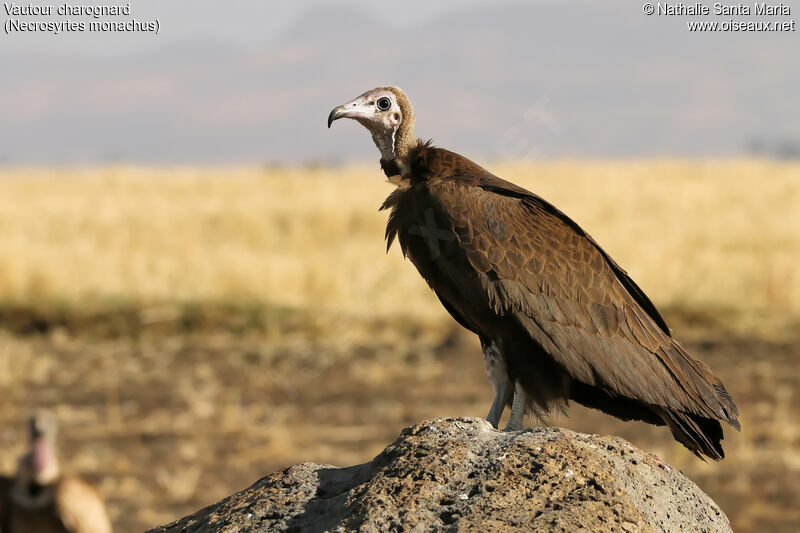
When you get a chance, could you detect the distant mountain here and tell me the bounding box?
[1,2,797,164]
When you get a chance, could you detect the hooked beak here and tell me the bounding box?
[327,105,347,128]
[327,95,371,128]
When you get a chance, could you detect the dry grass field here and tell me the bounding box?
[0,161,798,531]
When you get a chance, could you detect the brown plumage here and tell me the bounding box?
[0,412,112,533]
[329,86,739,460]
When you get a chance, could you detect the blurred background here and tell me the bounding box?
[0,1,798,531]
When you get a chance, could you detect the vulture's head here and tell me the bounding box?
[328,86,417,162]
[17,410,61,487]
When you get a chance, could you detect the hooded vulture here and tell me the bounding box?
[328,86,739,460]
[0,411,112,533]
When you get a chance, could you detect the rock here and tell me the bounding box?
[148,418,731,533]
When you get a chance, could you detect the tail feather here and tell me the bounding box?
[569,379,738,460]
[656,407,726,460]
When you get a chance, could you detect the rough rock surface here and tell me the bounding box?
[149,418,731,533]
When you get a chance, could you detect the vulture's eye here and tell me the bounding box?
[376,97,392,111]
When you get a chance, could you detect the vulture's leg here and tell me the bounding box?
[483,342,512,429]
[503,382,526,431]
[487,382,513,429]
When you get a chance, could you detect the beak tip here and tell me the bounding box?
[327,109,338,129]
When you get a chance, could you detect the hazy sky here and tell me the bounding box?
[2,0,797,164]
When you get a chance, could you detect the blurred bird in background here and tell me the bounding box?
[0,411,112,533]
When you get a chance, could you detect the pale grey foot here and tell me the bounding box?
[503,382,526,432]
[486,381,513,429]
